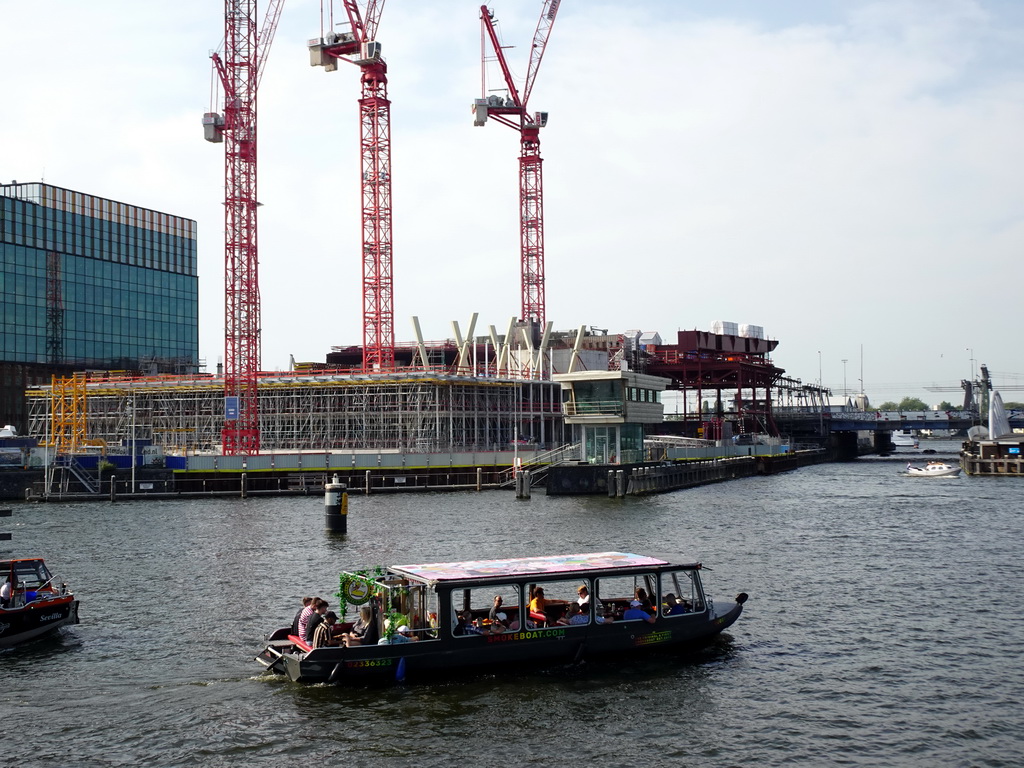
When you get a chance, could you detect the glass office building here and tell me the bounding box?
[0,182,199,429]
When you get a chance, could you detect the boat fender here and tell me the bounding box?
[395,656,407,683]
[328,663,343,684]
[735,593,749,605]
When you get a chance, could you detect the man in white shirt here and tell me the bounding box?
[1,577,15,608]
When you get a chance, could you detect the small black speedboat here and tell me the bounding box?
[0,558,80,648]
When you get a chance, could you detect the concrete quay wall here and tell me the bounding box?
[547,450,827,496]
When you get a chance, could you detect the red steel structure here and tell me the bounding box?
[475,1,561,328]
[309,1,394,371]
[204,0,286,454]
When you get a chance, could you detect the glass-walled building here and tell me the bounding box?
[0,182,199,430]
[553,369,670,464]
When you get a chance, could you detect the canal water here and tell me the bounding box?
[3,441,1021,767]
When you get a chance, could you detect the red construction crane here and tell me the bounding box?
[309,1,394,371]
[203,0,286,455]
[475,1,561,330]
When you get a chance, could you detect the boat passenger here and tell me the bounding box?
[312,611,340,648]
[297,596,324,640]
[303,599,330,644]
[489,611,508,633]
[291,596,313,635]
[488,595,504,622]
[384,612,410,635]
[453,611,481,636]
[0,576,13,609]
[378,625,419,644]
[529,587,548,613]
[664,593,689,616]
[634,588,655,614]
[576,584,604,614]
[622,599,656,624]
[563,602,588,626]
[342,605,379,647]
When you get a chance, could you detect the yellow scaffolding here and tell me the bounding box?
[48,374,87,451]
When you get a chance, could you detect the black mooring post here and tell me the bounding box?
[325,475,348,533]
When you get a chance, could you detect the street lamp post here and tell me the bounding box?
[842,359,848,400]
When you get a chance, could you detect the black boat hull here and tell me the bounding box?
[0,596,80,648]
[257,600,745,685]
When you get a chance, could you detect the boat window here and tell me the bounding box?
[379,579,439,642]
[451,584,522,637]
[595,573,658,621]
[526,579,591,628]
[659,570,706,616]
[6,560,52,589]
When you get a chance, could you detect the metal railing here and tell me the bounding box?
[563,401,623,417]
[498,442,581,488]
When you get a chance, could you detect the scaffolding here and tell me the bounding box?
[25,371,566,454]
[47,374,86,451]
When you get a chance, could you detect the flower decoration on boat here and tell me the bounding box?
[336,567,385,619]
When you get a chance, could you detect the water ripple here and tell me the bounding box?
[3,443,1023,765]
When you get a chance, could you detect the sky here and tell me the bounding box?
[2,0,1022,407]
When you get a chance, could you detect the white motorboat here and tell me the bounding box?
[890,430,919,448]
[905,461,961,478]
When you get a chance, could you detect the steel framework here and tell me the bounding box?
[476,1,561,327]
[46,375,86,451]
[205,0,286,455]
[310,1,394,371]
[26,374,565,455]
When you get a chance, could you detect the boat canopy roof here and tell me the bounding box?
[1,558,48,570]
[1,558,53,587]
[389,552,699,585]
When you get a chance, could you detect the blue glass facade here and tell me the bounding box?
[0,182,199,370]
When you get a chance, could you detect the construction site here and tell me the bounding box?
[22,322,806,473]
[10,1,832,499]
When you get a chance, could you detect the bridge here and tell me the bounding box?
[772,408,1024,451]
[819,409,1024,432]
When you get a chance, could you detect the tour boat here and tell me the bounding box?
[0,558,80,647]
[905,461,962,478]
[256,551,748,685]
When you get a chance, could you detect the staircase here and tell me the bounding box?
[498,443,581,488]
[51,455,101,494]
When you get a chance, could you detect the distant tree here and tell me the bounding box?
[1004,401,1024,410]
[938,400,955,410]
[877,397,929,411]
[898,397,929,411]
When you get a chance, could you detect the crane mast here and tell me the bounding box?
[475,1,561,330]
[309,1,394,371]
[204,0,285,455]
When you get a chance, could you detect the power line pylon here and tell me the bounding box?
[203,0,286,455]
[309,1,395,372]
[475,1,562,331]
